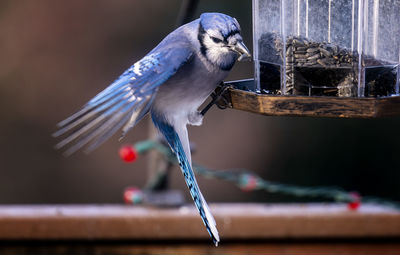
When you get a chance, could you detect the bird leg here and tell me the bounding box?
[188,111,203,126]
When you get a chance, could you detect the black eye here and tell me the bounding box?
[211,36,223,43]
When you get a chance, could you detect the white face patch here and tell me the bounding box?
[202,32,242,69]
[203,34,229,63]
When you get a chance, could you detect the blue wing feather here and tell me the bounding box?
[54,45,192,155]
[151,114,220,246]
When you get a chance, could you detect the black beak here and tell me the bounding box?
[232,41,251,61]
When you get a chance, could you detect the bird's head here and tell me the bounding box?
[198,13,251,71]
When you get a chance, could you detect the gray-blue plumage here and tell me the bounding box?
[54,12,250,246]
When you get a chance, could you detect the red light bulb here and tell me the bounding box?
[119,145,138,163]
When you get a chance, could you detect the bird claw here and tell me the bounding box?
[200,82,231,116]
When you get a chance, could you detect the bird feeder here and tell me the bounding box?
[224,0,400,118]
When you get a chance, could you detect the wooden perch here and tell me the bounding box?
[223,79,400,118]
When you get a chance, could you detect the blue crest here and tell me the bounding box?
[200,13,240,39]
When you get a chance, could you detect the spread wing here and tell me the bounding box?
[53,45,192,156]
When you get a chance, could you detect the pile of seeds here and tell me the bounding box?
[258,32,397,97]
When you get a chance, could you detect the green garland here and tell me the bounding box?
[133,140,400,209]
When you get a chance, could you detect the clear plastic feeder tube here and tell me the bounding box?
[253,0,400,97]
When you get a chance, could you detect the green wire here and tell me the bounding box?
[134,140,400,210]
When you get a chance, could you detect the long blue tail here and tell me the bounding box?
[152,114,219,246]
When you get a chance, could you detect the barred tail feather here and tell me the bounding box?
[151,114,220,246]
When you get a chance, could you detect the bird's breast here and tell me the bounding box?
[152,56,229,122]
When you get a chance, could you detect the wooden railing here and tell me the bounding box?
[0,203,399,254]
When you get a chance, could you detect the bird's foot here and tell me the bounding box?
[200,82,231,116]
[188,111,203,126]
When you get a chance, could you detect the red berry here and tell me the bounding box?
[119,145,138,163]
[347,192,361,211]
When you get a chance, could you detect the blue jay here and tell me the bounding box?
[54,12,250,246]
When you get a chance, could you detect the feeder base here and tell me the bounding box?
[224,79,400,118]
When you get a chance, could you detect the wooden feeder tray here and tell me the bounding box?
[222,79,400,118]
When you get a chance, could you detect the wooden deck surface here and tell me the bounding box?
[1,243,399,255]
[0,203,399,240]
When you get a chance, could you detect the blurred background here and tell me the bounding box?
[0,0,399,205]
